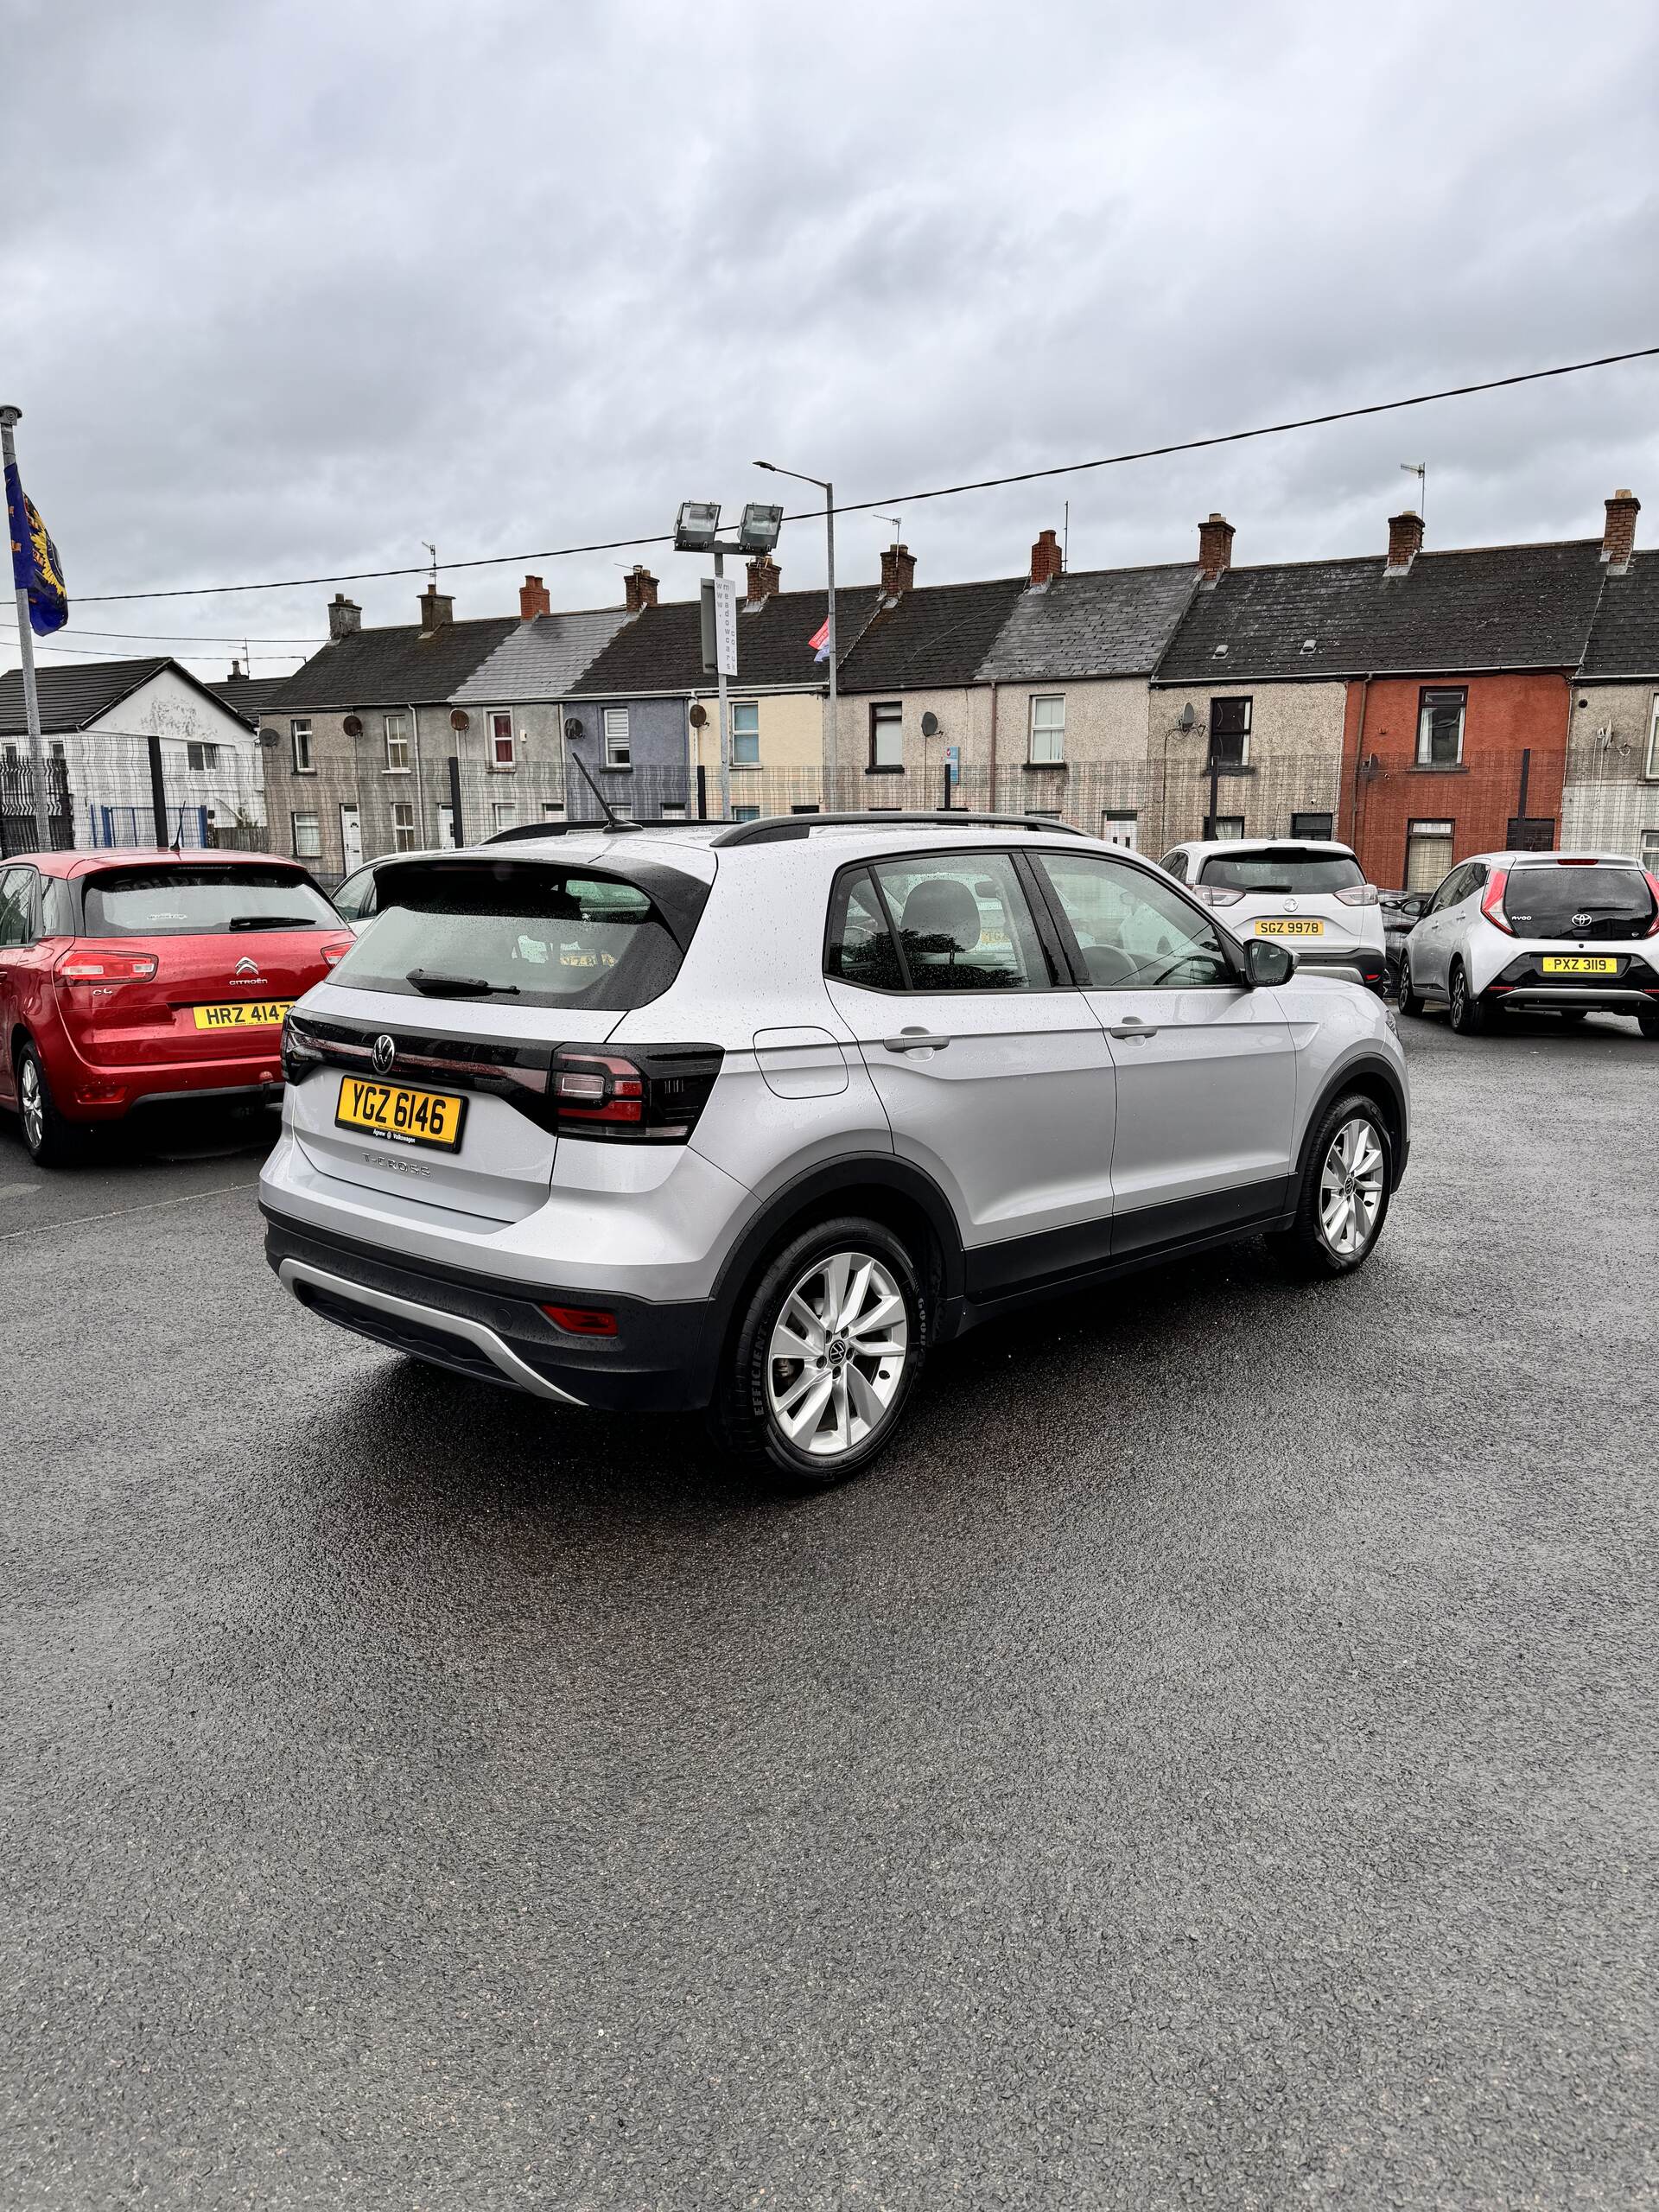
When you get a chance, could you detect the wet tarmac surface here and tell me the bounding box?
[4,1010,1656,2208]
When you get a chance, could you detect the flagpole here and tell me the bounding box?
[0,406,53,853]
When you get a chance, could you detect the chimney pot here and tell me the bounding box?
[419,586,454,631]
[1602,488,1640,573]
[1030,528,1063,587]
[327,593,362,640]
[1385,510,1425,574]
[746,551,781,603]
[623,564,658,613]
[518,573,551,620]
[880,542,916,595]
[1197,513,1235,583]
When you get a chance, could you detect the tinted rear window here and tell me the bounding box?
[328,857,697,1010]
[1199,848,1363,893]
[83,865,338,938]
[1503,864,1655,936]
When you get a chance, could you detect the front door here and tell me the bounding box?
[823,848,1117,1300]
[0,866,35,1106]
[437,804,456,849]
[339,804,363,874]
[1029,849,1298,1254]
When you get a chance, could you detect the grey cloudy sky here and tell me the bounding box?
[3,0,1657,681]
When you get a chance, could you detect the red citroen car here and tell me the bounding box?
[0,849,353,1166]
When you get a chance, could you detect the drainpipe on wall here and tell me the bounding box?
[409,703,429,846]
[988,683,999,812]
[1347,676,1372,867]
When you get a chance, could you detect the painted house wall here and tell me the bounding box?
[73,668,267,849]
[832,685,995,810]
[1149,678,1348,855]
[563,696,690,817]
[1338,671,1573,888]
[1561,680,1659,862]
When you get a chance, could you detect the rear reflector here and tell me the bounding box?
[540,1304,619,1337]
[56,950,159,982]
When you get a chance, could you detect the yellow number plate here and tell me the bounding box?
[192,1000,293,1030]
[1255,918,1325,938]
[334,1075,467,1151]
[1541,955,1617,975]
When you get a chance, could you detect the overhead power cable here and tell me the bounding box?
[1,620,322,645]
[68,342,1659,606]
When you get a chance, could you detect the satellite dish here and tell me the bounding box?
[920,710,940,737]
[688,702,708,728]
[450,709,470,732]
[342,714,364,738]
[257,728,279,748]
[1178,704,1197,731]
[563,716,584,741]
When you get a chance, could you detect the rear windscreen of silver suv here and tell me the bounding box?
[1198,849,1364,893]
[1502,864,1656,941]
[326,856,704,1009]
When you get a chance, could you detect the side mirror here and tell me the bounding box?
[1244,937,1295,988]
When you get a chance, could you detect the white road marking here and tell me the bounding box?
[0,1178,261,1243]
[0,1180,42,1198]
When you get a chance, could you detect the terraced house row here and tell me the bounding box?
[249,487,1659,892]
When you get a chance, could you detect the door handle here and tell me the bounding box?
[882,1029,950,1052]
[1108,1017,1159,1039]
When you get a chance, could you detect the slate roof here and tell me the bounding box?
[1581,550,1659,677]
[977,564,1198,682]
[453,607,633,703]
[837,576,1028,695]
[1154,539,1609,683]
[264,616,519,712]
[568,588,884,697]
[209,671,290,723]
[0,656,251,736]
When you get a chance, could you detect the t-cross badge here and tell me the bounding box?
[261,814,1410,1489]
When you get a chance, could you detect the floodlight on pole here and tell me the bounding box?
[737,503,784,554]
[674,500,722,552]
[754,459,839,789]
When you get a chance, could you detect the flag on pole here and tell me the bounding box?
[5,461,68,634]
[807,616,830,662]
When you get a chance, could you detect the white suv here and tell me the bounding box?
[1158,838,1389,995]
[1396,849,1659,1037]
[261,813,1410,1487]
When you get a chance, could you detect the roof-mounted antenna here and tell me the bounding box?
[875,513,901,545]
[567,749,642,833]
[423,541,439,589]
[1399,462,1426,527]
[1063,500,1070,573]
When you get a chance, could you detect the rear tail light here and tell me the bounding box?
[1479,868,1514,937]
[321,937,353,966]
[1335,883,1380,906]
[540,1303,619,1337]
[551,1045,723,1143]
[55,950,159,982]
[1192,884,1244,906]
[1643,873,1659,938]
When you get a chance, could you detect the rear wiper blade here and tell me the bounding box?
[229,914,315,929]
[405,969,521,997]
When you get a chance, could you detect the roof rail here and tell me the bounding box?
[710,809,1092,849]
[482,818,641,843]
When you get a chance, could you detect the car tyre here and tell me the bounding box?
[1395,950,1424,1017]
[1557,1007,1587,1024]
[15,1039,86,1169]
[711,1215,925,1490]
[1639,1008,1659,1040]
[1270,1092,1392,1280]
[1446,959,1487,1036]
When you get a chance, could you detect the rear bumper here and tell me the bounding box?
[1292,944,1389,992]
[262,1205,724,1412]
[42,1027,287,1121]
[1490,985,1658,1015]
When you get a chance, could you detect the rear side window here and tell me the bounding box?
[1503,864,1656,937]
[82,865,339,938]
[328,857,698,1010]
[825,870,905,991]
[1198,847,1363,893]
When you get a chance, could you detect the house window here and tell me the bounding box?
[385,712,410,772]
[542,801,565,821]
[486,709,515,768]
[1417,687,1465,767]
[869,702,902,770]
[186,741,219,772]
[290,810,321,859]
[1212,816,1245,840]
[1029,695,1065,764]
[1646,695,1659,779]
[659,802,688,820]
[492,802,520,833]
[1291,811,1333,839]
[290,719,314,773]
[1209,696,1251,768]
[731,702,760,766]
[392,800,417,852]
[603,707,630,768]
[1406,818,1455,893]
[1642,830,1659,870]
[732,804,761,823]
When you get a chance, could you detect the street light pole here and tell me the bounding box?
[755,461,836,799]
[0,405,54,853]
[713,546,731,822]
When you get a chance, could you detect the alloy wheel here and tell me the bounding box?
[765,1249,909,1459]
[19,1055,44,1156]
[1319,1116,1385,1258]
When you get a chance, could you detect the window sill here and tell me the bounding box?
[382,767,411,776]
[1409,763,1468,773]
[487,761,517,773]
[866,763,906,775]
[292,767,317,777]
[1024,760,1067,772]
[600,763,632,774]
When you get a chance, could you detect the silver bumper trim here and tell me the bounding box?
[1498,988,1654,1007]
[276,1256,585,1404]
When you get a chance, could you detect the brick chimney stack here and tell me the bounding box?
[1385,510,1425,575]
[880,542,916,595]
[1602,488,1640,574]
[419,586,454,631]
[519,574,551,620]
[1197,513,1235,585]
[1030,528,1063,587]
[327,593,361,640]
[624,564,658,613]
[746,552,781,602]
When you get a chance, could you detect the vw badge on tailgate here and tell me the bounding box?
[372,1034,396,1076]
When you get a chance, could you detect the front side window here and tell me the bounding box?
[871,852,1050,992]
[291,810,321,859]
[81,864,337,938]
[0,867,35,949]
[1406,819,1454,893]
[603,707,630,768]
[333,867,377,922]
[1030,695,1065,764]
[385,712,410,772]
[870,702,902,770]
[1158,849,1189,881]
[392,800,417,852]
[1036,853,1234,990]
[1417,688,1465,767]
[291,719,314,773]
[731,702,760,766]
[1210,696,1252,768]
[488,709,515,767]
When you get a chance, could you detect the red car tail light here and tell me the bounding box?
[55,950,159,982]
[540,1303,619,1337]
[1479,868,1514,936]
[550,1045,723,1143]
[321,937,353,966]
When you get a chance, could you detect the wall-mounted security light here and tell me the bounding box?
[674,501,722,551]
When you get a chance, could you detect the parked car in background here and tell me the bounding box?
[1158,838,1389,994]
[1396,849,1659,1037]
[332,850,448,930]
[263,814,1409,1490]
[1380,889,1429,999]
[0,849,353,1166]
